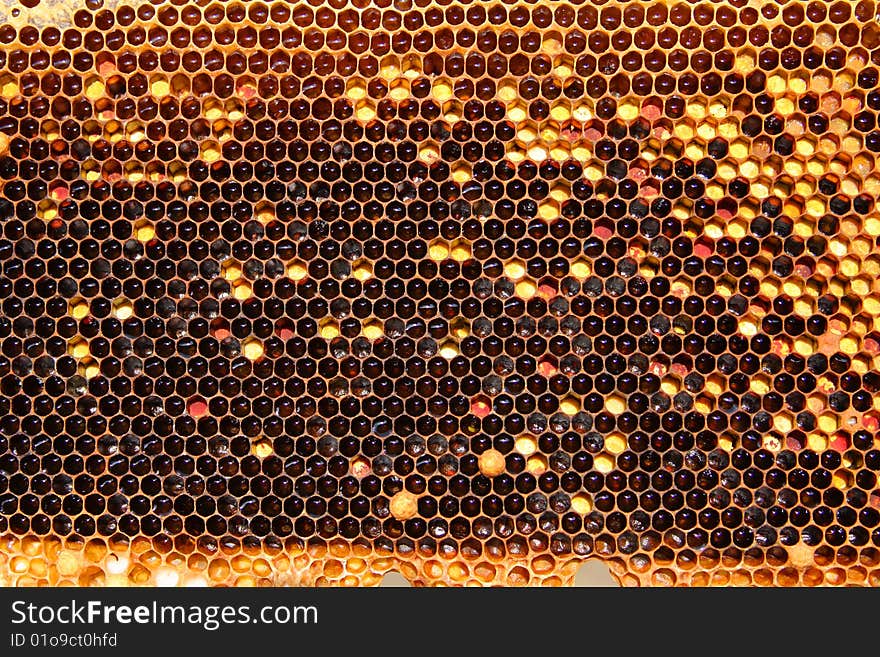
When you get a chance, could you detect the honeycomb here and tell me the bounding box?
[1,0,880,588]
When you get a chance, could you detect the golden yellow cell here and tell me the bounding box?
[478,449,506,478]
[439,341,459,359]
[135,222,155,242]
[515,435,537,457]
[242,339,264,361]
[571,494,593,515]
[389,492,418,521]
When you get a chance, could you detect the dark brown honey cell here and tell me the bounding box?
[0,0,879,587]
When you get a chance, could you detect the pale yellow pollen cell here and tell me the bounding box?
[320,320,340,340]
[242,339,264,361]
[82,359,100,380]
[201,141,221,162]
[504,259,526,281]
[808,433,828,452]
[439,341,460,359]
[762,435,783,453]
[515,435,537,456]
[559,397,580,416]
[429,241,450,261]
[515,278,537,299]
[431,79,452,102]
[605,396,626,415]
[419,142,440,164]
[232,281,252,301]
[68,338,89,359]
[150,78,170,98]
[527,455,547,475]
[452,164,472,184]
[352,260,372,281]
[0,77,19,99]
[571,494,593,515]
[538,201,559,221]
[84,77,105,100]
[223,261,242,282]
[135,222,155,243]
[478,449,506,478]
[549,103,570,122]
[593,454,614,474]
[287,261,308,281]
[257,208,275,224]
[451,318,469,340]
[350,457,371,479]
[112,298,133,320]
[389,491,419,520]
[362,321,383,341]
[450,241,471,262]
[570,259,591,280]
[617,99,639,121]
[69,298,89,320]
[605,434,627,455]
[251,440,273,459]
[832,470,852,491]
